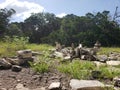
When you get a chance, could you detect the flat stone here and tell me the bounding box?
[94,61,106,67]
[48,82,61,90]
[54,51,63,58]
[0,58,12,69]
[16,83,29,90]
[97,55,108,62]
[106,61,120,66]
[11,65,22,72]
[34,87,46,90]
[70,79,104,90]
[108,56,117,60]
[0,88,7,90]
[17,50,32,59]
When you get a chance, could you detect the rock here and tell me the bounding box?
[53,51,63,58]
[97,55,108,62]
[94,61,106,67]
[17,50,32,59]
[64,56,71,60]
[18,58,34,66]
[34,87,46,90]
[0,88,7,90]
[70,79,104,90]
[6,58,20,65]
[108,56,117,60]
[48,82,61,90]
[16,83,29,90]
[32,51,42,56]
[106,61,120,66]
[0,58,12,69]
[11,65,22,72]
[113,77,120,87]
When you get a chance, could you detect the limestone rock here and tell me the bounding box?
[0,58,12,69]
[17,50,32,59]
[16,83,29,90]
[48,82,61,90]
[108,56,117,60]
[97,55,108,62]
[6,58,20,65]
[94,61,106,67]
[70,79,104,90]
[18,58,34,66]
[53,51,63,58]
[11,65,22,72]
[113,77,120,87]
[32,51,42,56]
[0,88,7,90]
[34,87,46,90]
[106,61,120,66]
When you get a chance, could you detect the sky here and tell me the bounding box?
[0,0,120,22]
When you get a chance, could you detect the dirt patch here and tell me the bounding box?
[0,67,71,90]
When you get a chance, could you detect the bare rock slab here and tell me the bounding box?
[70,79,104,90]
[48,82,61,90]
[17,50,32,59]
[16,83,29,90]
[106,61,120,66]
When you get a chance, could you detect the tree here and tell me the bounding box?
[22,12,60,43]
[0,8,15,38]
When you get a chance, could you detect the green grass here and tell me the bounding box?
[96,65,120,79]
[58,60,96,79]
[29,61,50,73]
[26,44,53,51]
[98,47,120,55]
[0,40,120,79]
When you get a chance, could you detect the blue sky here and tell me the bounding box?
[0,0,120,22]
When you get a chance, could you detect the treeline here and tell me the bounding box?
[0,8,120,47]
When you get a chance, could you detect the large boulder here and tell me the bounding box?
[70,79,105,90]
[0,58,12,69]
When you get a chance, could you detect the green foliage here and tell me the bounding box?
[29,61,49,73]
[29,50,52,73]
[96,66,120,79]
[58,60,96,79]
[98,47,120,55]
[0,8,15,37]
[0,36,29,57]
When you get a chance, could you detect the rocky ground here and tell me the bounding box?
[0,66,71,90]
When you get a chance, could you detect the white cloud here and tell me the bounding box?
[0,0,45,22]
[56,13,67,18]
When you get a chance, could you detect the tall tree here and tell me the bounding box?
[0,8,15,37]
